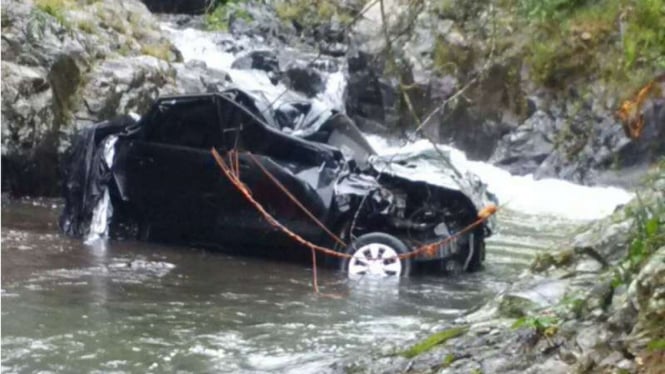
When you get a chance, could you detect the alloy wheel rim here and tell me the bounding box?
[347,243,402,277]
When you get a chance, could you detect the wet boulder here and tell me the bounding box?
[76,56,175,125]
[498,279,568,318]
[231,50,281,81]
[283,63,325,97]
[0,0,183,196]
[490,110,556,175]
[174,60,230,94]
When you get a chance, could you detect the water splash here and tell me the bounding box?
[365,136,633,220]
[160,23,347,111]
[85,135,118,245]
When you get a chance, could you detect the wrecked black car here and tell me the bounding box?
[61,89,494,277]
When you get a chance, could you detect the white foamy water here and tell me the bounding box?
[161,24,347,111]
[85,135,118,244]
[365,136,634,220]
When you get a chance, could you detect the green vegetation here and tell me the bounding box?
[274,0,358,28]
[141,43,172,61]
[611,163,665,288]
[399,326,468,358]
[516,0,588,22]
[433,37,473,77]
[648,339,665,351]
[205,0,252,31]
[518,0,665,92]
[35,0,71,26]
[77,19,95,34]
[512,314,559,331]
[442,353,456,367]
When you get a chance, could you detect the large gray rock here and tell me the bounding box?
[173,60,229,94]
[76,56,175,126]
[1,0,224,196]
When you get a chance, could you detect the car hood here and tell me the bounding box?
[368,142,498,212]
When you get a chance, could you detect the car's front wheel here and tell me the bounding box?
[340,232,412,277]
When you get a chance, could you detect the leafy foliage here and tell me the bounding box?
[35,0,71,26]
[613,165,665,286]
[517,0,589,22]
[521,0,665,92]
[205,0,252,31]
[274,0,358,28]
[512,314,559,332]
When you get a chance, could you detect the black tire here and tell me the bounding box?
[340,232,412,277]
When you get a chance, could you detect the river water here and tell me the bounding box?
[1,196,620,373]
[1,18,635,373]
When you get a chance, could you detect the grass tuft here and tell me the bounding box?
[141,42,172,61]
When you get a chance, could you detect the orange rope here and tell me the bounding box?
[246,152,347,248]
[212,148,348,259]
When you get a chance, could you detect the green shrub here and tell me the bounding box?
[274,0,361,28]
[622,0,665,70]
[205,1,252,31]
[141,42,172,61]
[521,0,664,93]
[77,19,95,33]
[35,0,71,26]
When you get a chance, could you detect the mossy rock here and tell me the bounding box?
[433,36,474,77]
[400,326,468,358]
[498,294,540,318]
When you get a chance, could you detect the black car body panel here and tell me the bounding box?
[61,89,495,271]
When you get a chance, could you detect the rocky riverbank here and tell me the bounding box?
[1,0,229,196]
[333,163,664,373]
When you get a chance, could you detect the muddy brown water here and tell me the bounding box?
[1,197,580,373]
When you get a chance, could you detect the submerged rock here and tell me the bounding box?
[231,50,280,74]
